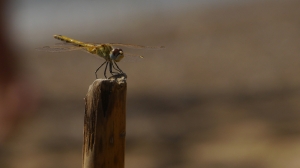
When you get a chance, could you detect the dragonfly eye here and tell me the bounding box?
[110,48,124,62]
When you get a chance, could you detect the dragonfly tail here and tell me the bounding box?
[54,35,85,47]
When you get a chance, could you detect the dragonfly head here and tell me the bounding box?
[110,48,124,62]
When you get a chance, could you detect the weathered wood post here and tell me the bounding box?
[83,74,127,168]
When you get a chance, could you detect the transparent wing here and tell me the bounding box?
[119,53,145,62]
[36,43,85,52]
[107,43,165,50]
[125,53,144,58]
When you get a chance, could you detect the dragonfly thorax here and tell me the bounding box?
[110,48,124,62]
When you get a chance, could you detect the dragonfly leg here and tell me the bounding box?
[109,62,119,76]
[109,62,113,75]
[95,61,107,79]
[112,61,123,73]
[104,62,109,78]
[111,63,122,73]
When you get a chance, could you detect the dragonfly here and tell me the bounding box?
[36,35,164,78]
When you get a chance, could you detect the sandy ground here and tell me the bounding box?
[2,0,300,168]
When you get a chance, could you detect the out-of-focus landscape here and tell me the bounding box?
[1,0,300,168]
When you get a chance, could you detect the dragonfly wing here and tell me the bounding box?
[125,53,144,58]
[106,43,165,49]
[119,53,145,62]
[54,42,77,46]
[36,45,84,52]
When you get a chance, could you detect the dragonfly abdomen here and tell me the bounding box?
[54,35,84,47]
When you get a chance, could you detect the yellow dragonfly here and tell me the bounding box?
[36,35,164,78]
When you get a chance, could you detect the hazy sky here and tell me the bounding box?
[5,0,257,47]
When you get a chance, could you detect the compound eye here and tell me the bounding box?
[111,48,124,62]
[112,49,123,56]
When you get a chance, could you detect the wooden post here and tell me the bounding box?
[83,74,127,168]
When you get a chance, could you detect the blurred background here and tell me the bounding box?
[1,0,300,167]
